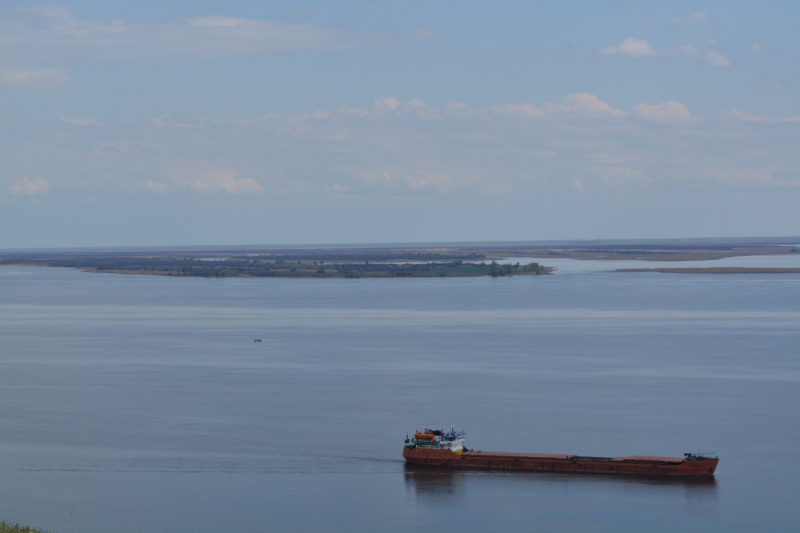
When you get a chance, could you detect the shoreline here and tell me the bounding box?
[1,264,555,279]
[615,267,800,274]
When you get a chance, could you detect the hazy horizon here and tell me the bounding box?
[2,235,799,253]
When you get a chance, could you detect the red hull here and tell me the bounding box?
[403,447,718,476]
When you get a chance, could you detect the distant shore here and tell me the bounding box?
[615,267,800,274]
[2,239,798,279]
[75,264,554,278]
[0,254,552,279]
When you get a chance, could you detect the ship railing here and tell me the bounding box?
[684,452,718,460]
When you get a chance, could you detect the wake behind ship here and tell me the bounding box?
[403,427,719,476]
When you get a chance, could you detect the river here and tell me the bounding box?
[1,261,798,532]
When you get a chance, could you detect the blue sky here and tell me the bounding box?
[1,0,798,247]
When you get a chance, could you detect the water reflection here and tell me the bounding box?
[485,254,800,273]
[403,464,467,498]
[404,463,717,501]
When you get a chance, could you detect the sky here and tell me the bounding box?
[1,0,798,248]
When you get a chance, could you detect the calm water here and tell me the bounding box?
[1,264,798,532]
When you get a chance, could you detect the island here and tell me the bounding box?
[0,249,549,278]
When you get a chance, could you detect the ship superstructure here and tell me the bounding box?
[406,427,466,454]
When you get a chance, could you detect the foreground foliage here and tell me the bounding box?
[0,523,53,533]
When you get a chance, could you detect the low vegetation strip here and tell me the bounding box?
[82,260,550,278]
[0,522,52,533]
[232,252,487,262]
[615,268,800,274]
[0,250,551,278]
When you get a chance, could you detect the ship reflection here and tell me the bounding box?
[404,463,717,500]
[611,474,718,488]
[403,464,467,498]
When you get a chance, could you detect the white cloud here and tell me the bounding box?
[633,101,695,123]
[152,116,201,130]
[689,10,710,24]
[337,105,370,118]
[598,38,657,58]
[4,8,425,70]
[719,109,800,123]
[143,179,171,193]
[749,42,765,52]
[20,5,129,37]
[675,44,700,57]
[598,38,729,68]
[6,93,797,204]
[487,103,544,118]
[324,183,351,192]
[702,167,799,187]
[408,171,451,191]
[189,16,253,29]
[95,140,163,154]
[720,109,773,123]
[671,11,710,25]
[186,172,263,194]
[9,177,49,195]
[543,93,628,118]
[704,50,731,67]
[446,102,468,110]
[1,69,70,90]
[298,110,332,120]
[59,116,103,126]
[592,166,649,186]
[707,38,719,47]
[359,168,453,192]
[374,97,403,113]
[759,77,788,91]
[364,97,441,120]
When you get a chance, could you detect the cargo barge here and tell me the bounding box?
[403,427,719,476]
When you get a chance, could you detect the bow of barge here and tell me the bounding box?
[403,427,718,476]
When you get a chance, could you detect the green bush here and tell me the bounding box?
[0,522,53,533]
